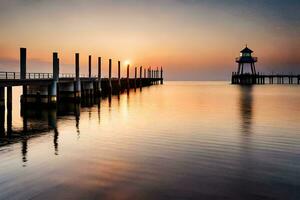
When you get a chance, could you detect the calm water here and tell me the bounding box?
[0,82,299,200]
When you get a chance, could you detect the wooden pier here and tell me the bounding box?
[0,48,163,135]
[232,73,300,85]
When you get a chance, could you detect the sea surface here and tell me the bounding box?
[0,81,299,200]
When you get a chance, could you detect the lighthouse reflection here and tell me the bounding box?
[238,85,253,135]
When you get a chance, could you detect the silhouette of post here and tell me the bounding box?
[88,55,92,78]
[97,57,101,95]
[7,86,12,134]
[118,61,121,89]
[152,70,154,84]
[20,48,27,103]
[75,53,81,99]
[127,64,130,89]
[140,66,142,87]
[0,87,4,135]
[144,68,146,79]
[157,68,159,83]
[20,48,26,79]
[134,67,137,88]
[49,52,59,103]
[109,59,112,93]
[160,67,163,84]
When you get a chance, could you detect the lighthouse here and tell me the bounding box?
[236,45,257,75]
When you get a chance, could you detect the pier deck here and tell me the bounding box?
[231,73,300,85]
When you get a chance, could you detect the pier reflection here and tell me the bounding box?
[21,139,28,167]
[54,128,59,155]
[0,100,98,165]
[0,88,138,166]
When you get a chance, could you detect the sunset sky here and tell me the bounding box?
[0,0,299,80]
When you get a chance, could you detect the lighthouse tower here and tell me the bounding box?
[236,45,257,75]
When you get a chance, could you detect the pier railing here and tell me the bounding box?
[0,72,95,80]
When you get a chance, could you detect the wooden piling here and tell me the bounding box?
[160,67,163,84]
[20,48,27,103]
[75,53,81,98]
[20,48,26,80]
[148,68,151,78]
[97,57,101,95]
[127,64,130,89]
[118,61,121,89]
[89,55,92,78]
[109,59,112,93]
[6,86,12,134]
[156,68,159,84]
[140,66,142,87]
[134,67,137,88]
[49,52,59,103]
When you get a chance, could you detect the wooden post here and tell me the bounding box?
[156,67,159,84]
[53,53,59,81]
[134,67,137,88]
[160,67,163,84]
[20,48,26,80]
[75,53,81,98]
[49,52,59,103]
[89,55,92,78]
[144,68,146,79]
[6,86,12,134]
[139,66,142,87]
[98,57,101,95]
[109,59,112,93]
[20,48,27,103]
[118,61,121,89]
[148,68,151,78]
[127,64,130,89]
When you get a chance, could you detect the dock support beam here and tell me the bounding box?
[161,67,163,84]
[89,55,92,78]
[109,59,112,93]
[127,64,130,90]
[49,52,59,104]
[139,66,142,87]
[75,53,81,99]
[20,48,27,103]
[7,86,12,134]
[157,68,159,84]
[118,61,121,89]
[134,67,137,89]
[97,57,101,95]
[20,48,26,79]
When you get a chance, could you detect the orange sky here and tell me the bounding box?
[0,0,299,80]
